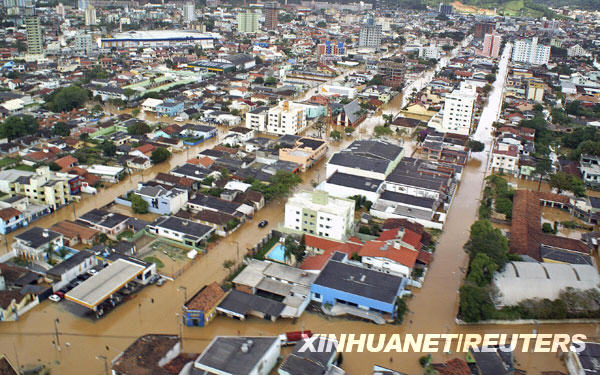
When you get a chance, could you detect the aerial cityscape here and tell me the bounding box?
[1,0,600,373]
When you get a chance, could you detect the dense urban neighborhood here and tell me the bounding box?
[2,0,600,374]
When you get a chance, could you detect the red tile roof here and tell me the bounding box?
[54,155,78,169]
[358,240,418,268]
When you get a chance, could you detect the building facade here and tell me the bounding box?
[481,32,501,58]
[237,9,259,33]
[440,83,477,135]
[358,18,382,49]
[263,2,278,30]
[512,37,551,65]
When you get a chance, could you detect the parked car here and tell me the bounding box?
[258,220,268,228]
[87,269,98,276]
[49,294,61,302]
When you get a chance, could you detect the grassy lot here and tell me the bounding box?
[14,164,37,172]
[0,157,18,168]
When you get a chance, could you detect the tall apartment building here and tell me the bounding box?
[183,2,196,23]
[512,37,551,66]
[377,59,405,88]
[25,15,43,58]
[263,2,278,30]
[317,40,345,61]
[237,9,259,33]
[481,32,502,58]
[77,0,88,11]
[440,82,477,135]
[56,2,65,17]
[474,21,494,40]
[84,4,96,25]
[358,17,382,49]
[245,102,307,135]
[439,3,453,14]
[73,32,96,55]
[284,190,355,240]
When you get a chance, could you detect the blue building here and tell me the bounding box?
[310,252,407,320]
[156,100,184,117]
[0,207,25,234]
[182,282,227,327]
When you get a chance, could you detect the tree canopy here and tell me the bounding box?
[151,147,171,164]
[45,85,89,113]
[0,115,38,140]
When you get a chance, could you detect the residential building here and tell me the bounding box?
[84,4,96,26]
[278,137,328,171]
[284,190,354,240]
[440,82,477,135]
[182,282,227,327]
[481,32,501,58]
[0,207,24,235]
[111,335,181,375]
[13,226,63,262]
[326,140,404,180]
[73,32,96,55]
[237,9,259,33]
[123,184,188,215]
[25,15,43,60]
[566,342,600,375]
[359,17,382,49]
[474,21,494,40]
[267,101,307,135]
[77,0,88,10]
[317,171,383,203]
[567,44,588,57]
[438,3,453,14]
[527,80,544,102]
[193,336,281,375]
[317,40,345,61]
[77,209,129,239]
[183,1,196,23]
[311,252,407,321]
[264,2,278,30]
[512,37,551,65]
[581,154,600,186]
[146,216,214,249]
[279,337,341,375]
[4,166,79,210]
[50,220,98,246]
[491,142,519,175]
[245,106,269,132]
[377,60,404,88]
[46,250,97,291]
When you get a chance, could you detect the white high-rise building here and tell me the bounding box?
[237,9,259,33]
[512,37,551,65]
[85,4,96,25]
[183,2,196,23]
[56,2,65,17]
[73,32,96,55]
[246,101,308,135]
[25,15,43,60]
[284,190,355,240]
[440,82,477,135]
[358,17,382,49]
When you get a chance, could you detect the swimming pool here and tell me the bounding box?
[266,243,286,263]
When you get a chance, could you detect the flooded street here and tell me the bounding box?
[1,45,595,375]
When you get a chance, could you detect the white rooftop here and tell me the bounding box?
[65,259,145,309]
[493,261,600,306]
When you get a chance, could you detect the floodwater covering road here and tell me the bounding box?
[0,45,595,374]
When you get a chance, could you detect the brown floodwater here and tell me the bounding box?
[1,75,594,375]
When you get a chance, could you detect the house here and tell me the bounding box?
[46,250,97,291]
[77,209,129,239]
[181,124,217,139]
[111,334,181,375]
[193,336,281,375]
[141,98,164,113]
[284,190,354,240]
[187,193,252,218]
[177,209,239,236]
[127,184,188,215]
[566,341,600,375]
[86,165,125,183]
[278,337,342,375]
[182,282,227,327]
[310,252,407,322]
[469,346,515,375]
[491,142,519,175]
[0,355,18,375]
[316,171,383,203]
[54,155,78,170]
[156,100,184,117]
[50,220,98,246]
[126,156,151,170]
[326,140,404,180]
[580,154,600,186]
[146,216,214,249]
[278,137,328,171]
[0,207,25,235]
[334,99,365,127]
[12,227,64,262]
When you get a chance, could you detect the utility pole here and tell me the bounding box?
[54,318,61,352]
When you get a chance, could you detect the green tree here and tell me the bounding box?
[223,259,236,275]
[549,171,584,195]
[132,108,141,117]
[459,283,494,322]
[494,197,513,218]
[130,193,148,214]
[265,76,278,86]
[330,130,342,141]
[102,141,117,157]
[468,140,485,152]
[45,85,89,113]
[151,147,171,164]
[344,127,355,135]
[0,115,38,140]
[127,122,151,135]
[52,121,71,137]
[466,253,498,287]
[49,162,61,172]
[465,220,509,268]
[123,88,136,101]
[254,76,264,84]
